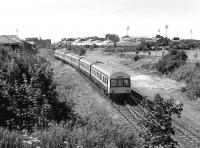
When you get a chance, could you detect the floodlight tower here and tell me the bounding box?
[16,29,19,36]
[127,26,130,36]
[190,29,193,39]
[158,29,160,35]
[165,24,168,38]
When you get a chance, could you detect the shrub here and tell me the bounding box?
[170,62,200,99]
[70,46,87,56]
[171,63,196,82]
[0,48,76,131]
[83,44,90,48]
[156,49,188,74]
[78,47,86,56]
[185,68,200,99]
[142,94,183,147]
[133,55,140,61]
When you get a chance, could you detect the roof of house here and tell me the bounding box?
[0,35,22,44]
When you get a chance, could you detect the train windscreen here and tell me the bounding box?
[110,78,130,87]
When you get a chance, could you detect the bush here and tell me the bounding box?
[142,94,183,147]
[0,48,76,131]
[69,46,87,56]
[78,47,86,56]
[171,63,196,82]
[133,55,140,61]
[156,49,188,74]
[170,62,200,99]
[183,65,200,99]
[186,71,200,99]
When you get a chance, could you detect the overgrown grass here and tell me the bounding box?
[170,62,200,99]
[170,63,196,82]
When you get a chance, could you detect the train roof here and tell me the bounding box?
[81,56,130,77]
[64,52,82,60]
[79,58,92,65]
[60,52,130,78]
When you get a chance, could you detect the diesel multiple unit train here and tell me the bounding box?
[55,50,131,97]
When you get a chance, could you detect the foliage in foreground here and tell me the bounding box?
[0,112,139,148]
[142,94,183,147]
[156,49,188,74]
[0,47,76,131]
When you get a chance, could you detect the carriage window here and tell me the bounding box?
[117,79,123,87]
[110,79,117,87]
[124,79,130,87]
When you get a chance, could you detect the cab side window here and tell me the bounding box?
[110,79,117,87]
[117,79,123,87]
[123,79,130,87]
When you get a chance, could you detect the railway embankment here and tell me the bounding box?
[85,49,200,132]
[38,48,141,147]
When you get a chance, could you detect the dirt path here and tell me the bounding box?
[85,49,200,130]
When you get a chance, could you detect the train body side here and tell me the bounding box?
[55,50,131,95]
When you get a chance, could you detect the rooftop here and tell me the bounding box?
[0,35,21,44]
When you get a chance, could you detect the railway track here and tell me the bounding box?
[130,90,200,148]
[59,60,200,148]
[73,67,149,141]
[84,77,146,136]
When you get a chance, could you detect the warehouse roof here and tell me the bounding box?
[0,35,22,44]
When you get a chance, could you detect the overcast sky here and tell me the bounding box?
[0,0,200,41]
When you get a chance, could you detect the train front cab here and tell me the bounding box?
[108,72,131,98]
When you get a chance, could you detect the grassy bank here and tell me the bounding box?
[0,48,140,148]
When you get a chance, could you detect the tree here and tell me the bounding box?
[142,94,183,148]
[105,34,120,47]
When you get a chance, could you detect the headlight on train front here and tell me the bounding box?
[112,90,114,93]
[127,90,130,93]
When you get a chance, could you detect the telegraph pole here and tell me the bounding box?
[190,29,193,39]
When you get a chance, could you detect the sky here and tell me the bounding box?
[0,0,200,42]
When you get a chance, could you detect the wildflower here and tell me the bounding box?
[23,140,32,145]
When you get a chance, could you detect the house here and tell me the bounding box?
[0,35,22,49]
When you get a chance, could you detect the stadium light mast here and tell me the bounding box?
[158,29,160,35]
[127,26,130,36]
[165,24,168,38]
[190,29,193,39]
[16,29,19,37]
